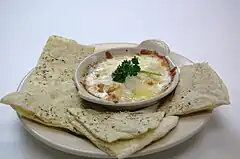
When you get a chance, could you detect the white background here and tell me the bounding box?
[0,0,239,159]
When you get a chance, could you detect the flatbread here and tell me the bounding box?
[2,81,81,131]
[71,116,179,159]
[68,108,165,143]
[159,62,230,116]
[1,35,95,133]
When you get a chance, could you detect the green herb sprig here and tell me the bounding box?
[111,56,161,83]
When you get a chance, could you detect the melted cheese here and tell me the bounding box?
[85,55,171,102]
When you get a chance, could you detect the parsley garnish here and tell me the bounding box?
[111,56,161,83]
[111,56,140,83]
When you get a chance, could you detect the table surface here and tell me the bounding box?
[0,1,239,159]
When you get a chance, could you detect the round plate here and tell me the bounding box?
[17,43,211,158]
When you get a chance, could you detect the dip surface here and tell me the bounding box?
[84,54,171,102]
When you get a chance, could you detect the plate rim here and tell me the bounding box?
[16,42,210,158]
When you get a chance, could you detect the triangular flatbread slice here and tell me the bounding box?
[71,116,179,159]
[1,81,82,131]
[68,108,165,143]
[159,62,230,116]
[1,35,95,134]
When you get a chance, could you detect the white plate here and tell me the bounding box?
[17,43,211,158]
